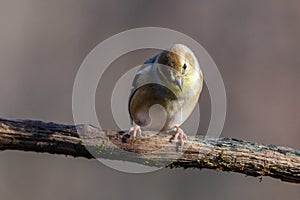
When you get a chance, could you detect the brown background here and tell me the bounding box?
[0,0,299,199]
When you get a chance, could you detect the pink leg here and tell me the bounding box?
[128,124,142,138]
[173,125,188,146]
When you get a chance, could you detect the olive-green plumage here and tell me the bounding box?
[129,44,203,132]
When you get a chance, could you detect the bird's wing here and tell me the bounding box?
[128,55,159,122]
[144,54,158,64]
[129,54,159,96]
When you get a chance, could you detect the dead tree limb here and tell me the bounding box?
[0,118,299,184]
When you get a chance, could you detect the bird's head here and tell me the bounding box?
[157,44,202,92]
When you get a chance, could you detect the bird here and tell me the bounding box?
[128,44,203,146]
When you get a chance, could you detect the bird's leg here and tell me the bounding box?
[128,124,142,138]
[173,125,188,146]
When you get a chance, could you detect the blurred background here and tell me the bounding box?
[0,0,299,199]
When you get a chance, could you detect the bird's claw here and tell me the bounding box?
[173,125,187,148]
[128,124,142,139]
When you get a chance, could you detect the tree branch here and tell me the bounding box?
[0,118,299,184]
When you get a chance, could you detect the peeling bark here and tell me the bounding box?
[0,118,299,184]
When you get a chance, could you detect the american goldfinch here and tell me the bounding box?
[128,44,203,145]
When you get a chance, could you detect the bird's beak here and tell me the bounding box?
[175,77,183,91]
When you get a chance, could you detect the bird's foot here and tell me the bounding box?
[128,124,142,139]
[173,125,188,148]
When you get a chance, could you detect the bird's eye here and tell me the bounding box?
[183,63,187,70]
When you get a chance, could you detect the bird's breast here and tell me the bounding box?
[129,83,200,131]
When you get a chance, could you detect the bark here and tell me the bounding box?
[0,118,299,184]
